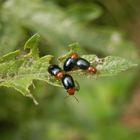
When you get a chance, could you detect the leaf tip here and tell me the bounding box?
[24,33,40,49]
[68,42,80,51]
[26,94,39,105]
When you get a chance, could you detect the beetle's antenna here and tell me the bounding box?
[64,95,79,103]
[73,95,79,103]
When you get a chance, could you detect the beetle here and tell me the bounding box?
[62,74,76,96]
[63,53,97,74]
[63,53,78,71]
[76,58,97,74]
[48,64,79,96]
[48,64,64,80]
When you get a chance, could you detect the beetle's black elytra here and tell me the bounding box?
[76,58,90,70]
[48,65,61,76]
[63,57,76,71]
[48,64,76,95]
[62,74,75,89]
[63,53,97,74]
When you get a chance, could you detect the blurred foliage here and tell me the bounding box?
[0,0,140,140]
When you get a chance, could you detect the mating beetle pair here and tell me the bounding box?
[48,53,97,96]
[64,53,97,74]
[48,65,76,95]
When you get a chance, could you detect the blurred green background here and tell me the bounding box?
[0,0,140,140]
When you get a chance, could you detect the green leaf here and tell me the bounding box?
[67,54,137,78]
[0,55,53,104]
[24,33,40,59]
[0,34,61,104]
[0,50,20,63]
[58,43,137,78]
[0,33,137,105]
[95,56,137,76]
